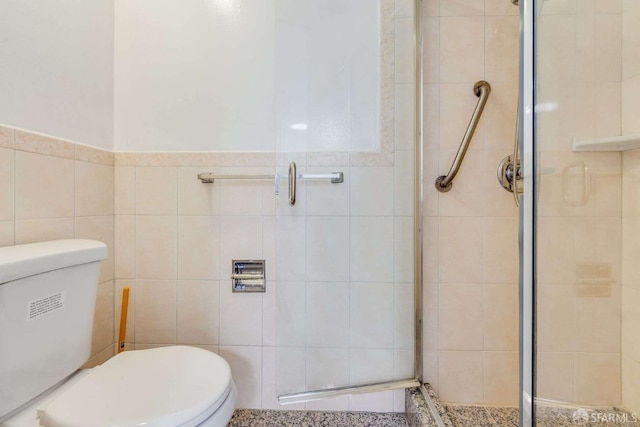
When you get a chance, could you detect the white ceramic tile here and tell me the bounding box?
[305,396,350,411]
[423,18,440,84]
[574,285,622,354]
[394,150,414,216]
[396,17,415,84]
[15,218,74,245]
[394,349,414,380]
[306,282,349,348]
[439,17,484,83]
[0,148,14,221]
[15,151,74,220]
[219,283,262,346]
[350,217,394,282]
[394,283,415,350]
[485,16,519,84]
[423,217,439,284]
[394,217,414,283]
[575,352,621,406]
[439,284,483,351]
[75,161,114,217]
[306,347,350,390]
[438,217,484,283]
[350,283,394,349]
[484,284,518,351]
[135,215,177,280]
[75,216,115,283]
[219,216,263,274]
[134,280,177,344]
[306,216,350,282]
[115,215,135,279]
[595,14,622,83]
[350,348,394,385]
[438,351,484,404]
[423,284,439,351]
[135,167,177,215]
[274,347,306,402]
[177,216,220,280]
[483,351,518,405]
[350,167,394,216]
[276,283,306,347]
[220,346,263,409]
[0,221,14,247]
[537,352,574,403]
[622,357,640,414]
[275,216,306,281]
[485,0,519,15]
[536,217,576,285]
[537,285,575,352]
[484,217,518,284]
[349,391,395,413]
[115,166,135,215]
[395,83,416,151]
[177,280,219,345]
[261,281,276,347]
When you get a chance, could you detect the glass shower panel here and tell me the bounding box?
[273,0,417,401]
[532,1,638,423]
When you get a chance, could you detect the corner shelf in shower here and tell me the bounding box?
[573,134,640,152]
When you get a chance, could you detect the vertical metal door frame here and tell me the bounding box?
[519,0,535,425]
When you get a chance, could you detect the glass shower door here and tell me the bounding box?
[272,0,419,406]
[523,0,639,425]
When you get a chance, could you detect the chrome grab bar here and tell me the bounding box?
[288,161,297,206]
[435,80,491,193]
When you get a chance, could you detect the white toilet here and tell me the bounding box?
[0,240,237,427]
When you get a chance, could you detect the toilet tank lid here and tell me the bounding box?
[0,239,107,285]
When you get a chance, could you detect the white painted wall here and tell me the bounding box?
[114,0,277,152]
[0,0,114,150]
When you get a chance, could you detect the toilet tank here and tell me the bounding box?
[0,239,107,419]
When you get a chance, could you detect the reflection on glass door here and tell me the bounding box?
[532,0,639,424]
[273,0,418,405]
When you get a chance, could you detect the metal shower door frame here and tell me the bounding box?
[518,0,535,425]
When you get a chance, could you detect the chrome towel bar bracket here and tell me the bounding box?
[435,80,491,193]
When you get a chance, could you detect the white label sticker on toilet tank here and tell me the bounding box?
[28,292,65,320]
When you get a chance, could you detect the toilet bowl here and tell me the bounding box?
[0,240,236,427]
[2,346,236,427]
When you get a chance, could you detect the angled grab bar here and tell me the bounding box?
[435,80,491,193]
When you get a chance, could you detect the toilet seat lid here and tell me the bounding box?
[40,346,233,427]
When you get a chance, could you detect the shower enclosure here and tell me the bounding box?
[516,0,639,424]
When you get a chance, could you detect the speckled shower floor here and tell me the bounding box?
[228,409,409,427]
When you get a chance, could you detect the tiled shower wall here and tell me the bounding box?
[0,126,116,367]
[622,0,640,415]
[534,0,624,407]
[421,0,521,405]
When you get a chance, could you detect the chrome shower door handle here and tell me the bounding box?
[288,161,297,206]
